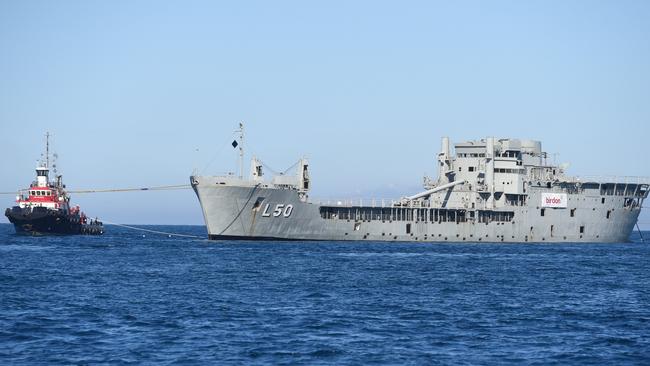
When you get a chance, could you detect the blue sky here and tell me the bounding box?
[1,1,649,226]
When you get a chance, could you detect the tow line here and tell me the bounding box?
[101,220,204,239]
[68,184,190,194]
[0,184,190,195]
[636,223,645,243]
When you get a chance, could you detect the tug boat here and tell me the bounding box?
[4,133,103,235]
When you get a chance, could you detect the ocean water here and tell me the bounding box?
[1,223,649,365]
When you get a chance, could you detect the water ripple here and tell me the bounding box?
[1,224,650,364]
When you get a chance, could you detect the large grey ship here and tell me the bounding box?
[191,127,648,243]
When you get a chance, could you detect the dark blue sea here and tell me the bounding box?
[1,223,649,365]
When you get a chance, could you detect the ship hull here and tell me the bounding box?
[192,177,642,243]
[5,207,103,235]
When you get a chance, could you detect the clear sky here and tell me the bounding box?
[1,1,649,227]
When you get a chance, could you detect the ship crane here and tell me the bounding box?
[403,180,467,202]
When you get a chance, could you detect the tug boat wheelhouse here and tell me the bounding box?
[5,133,103,235]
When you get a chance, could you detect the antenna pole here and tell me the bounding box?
[45,132,50,167]
[239,122,244,179]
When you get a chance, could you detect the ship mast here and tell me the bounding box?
[45,131,50,168]
[238,122,244,179]
[35,132,52,188]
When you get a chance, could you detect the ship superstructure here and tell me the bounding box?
[5,133,103,235]
[191,130,648,243]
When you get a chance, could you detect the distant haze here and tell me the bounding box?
[1,1,649,228]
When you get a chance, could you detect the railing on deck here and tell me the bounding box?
[308,198,402,208]
[575,176,650,185]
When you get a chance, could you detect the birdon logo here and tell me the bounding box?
[541,193,567,208]
[545,197,562,204]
